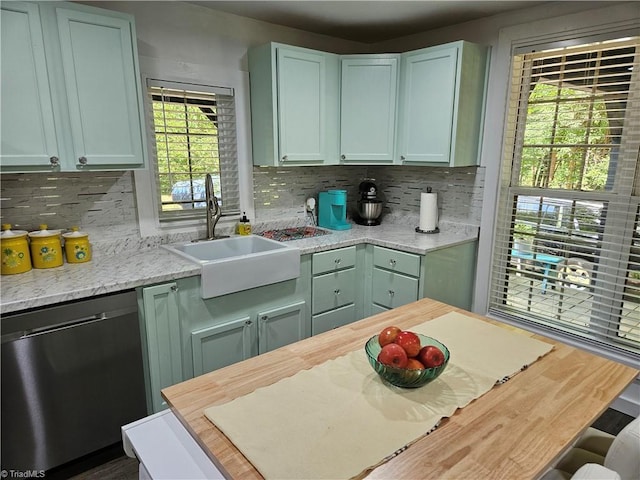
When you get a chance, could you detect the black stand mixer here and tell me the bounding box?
[355,180,383,226]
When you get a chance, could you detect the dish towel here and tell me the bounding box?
[204,312,554,479]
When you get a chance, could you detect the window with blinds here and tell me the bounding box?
[147,80,240,220]
[489,36,640,361]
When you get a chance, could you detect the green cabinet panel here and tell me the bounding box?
[257,301,307,354]
[0,2,59,169]
[312,268,356,315]
[372,268,419,309]
[312,304,357,336]
[340,56,399,164]
[312,245,357,275]
[191,315,254,377]
[397,41,488,167]
[139,282,183,413]
[249,43,339,166]
[372,246,421,277]
[55,7,145,168]
[1,1,146,172]
[421,241,477,310]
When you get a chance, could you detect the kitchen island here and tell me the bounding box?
[161,297,639,479]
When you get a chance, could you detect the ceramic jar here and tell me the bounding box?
[62,227,91,263]
[1,224,32,274]
[28,224,63,269]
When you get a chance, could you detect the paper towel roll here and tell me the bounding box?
[419,192,438,232]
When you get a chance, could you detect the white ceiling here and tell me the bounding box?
[189,1,548,43]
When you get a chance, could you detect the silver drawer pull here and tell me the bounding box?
[389,259,397,267]
[388,290,395,297]
[334,289,341,295]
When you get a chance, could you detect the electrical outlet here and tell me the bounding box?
[305,197,316,212]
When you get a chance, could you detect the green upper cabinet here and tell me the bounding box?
[339,55,400,164]
[1,2,59,170]
[0,1,147,172]
[249,43,339,166]
[397,41,489,167]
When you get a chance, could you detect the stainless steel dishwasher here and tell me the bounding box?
[1,290,148,472]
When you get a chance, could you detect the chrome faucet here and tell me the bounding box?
[204,173,226,240]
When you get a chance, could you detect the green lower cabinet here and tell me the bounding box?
[257,301,307,354]
[421,241,477,310]
[191,315,254,377]
[371,268,419,309]
[312,304,357,335]
[138,282,183,413]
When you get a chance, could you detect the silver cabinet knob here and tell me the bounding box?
[389,259,397,267]
[400,155,406,161]
[281,155,288,161]
[340,154,346,160]
[78,156,88,165]
[170,284,178,292]
[261,315,268,322]
[50,156,59,167]
[334,258,341,265]
[244,320,253,326]
[334,289,341,295]
[388,290,395,297]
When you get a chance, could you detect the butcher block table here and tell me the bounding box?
[162,298,638,479]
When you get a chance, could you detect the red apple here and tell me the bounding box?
[406,358,425,370]
[377,343,408,368]
[418,345,445,368]
[395,331,421,357]
[378,325,401,347]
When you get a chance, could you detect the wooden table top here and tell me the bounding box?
[163,298,639,479]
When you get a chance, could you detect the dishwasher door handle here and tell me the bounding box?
[2,305,138,342]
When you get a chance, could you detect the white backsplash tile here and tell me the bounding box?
[1,165,484,255]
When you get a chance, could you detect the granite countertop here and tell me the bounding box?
[0,221,477,315]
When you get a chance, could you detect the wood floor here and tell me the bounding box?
[46,408,634,480]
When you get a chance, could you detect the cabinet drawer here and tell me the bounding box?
[312,304,357,336]
[372,246,420,277]
[312,246,357,275]
[372,268,419,309]
[312,268,356,314]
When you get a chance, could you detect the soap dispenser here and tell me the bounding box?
[237,212,251,235]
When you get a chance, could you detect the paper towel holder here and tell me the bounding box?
[415,187,440,234]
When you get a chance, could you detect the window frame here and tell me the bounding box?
[133,58,254,238]
[473,4,640,370]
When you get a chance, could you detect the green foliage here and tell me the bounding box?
[153,101,221,196]
[519,83,611,191]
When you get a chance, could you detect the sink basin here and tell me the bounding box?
[164,236,300,298]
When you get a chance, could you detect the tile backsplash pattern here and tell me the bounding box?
[253,165,484,226]
[0,171,139,238]
[1,165,483,249]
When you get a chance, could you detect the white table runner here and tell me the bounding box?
[204,312,554,479]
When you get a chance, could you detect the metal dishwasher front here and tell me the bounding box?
[1,290,148,472]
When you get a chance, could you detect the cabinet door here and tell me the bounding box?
[191,316,254,376]
[277,47,327,164]
[141,283,182,412]
[372,268,419,309]
[398,46,458,164]
[257,301,307,354]
[340,57,398,163]
[0,3,59,169]
[312,304,356,336]
[56,7,144,168]
[312,268,356,315]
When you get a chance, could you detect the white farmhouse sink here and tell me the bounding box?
[163,236,300,298]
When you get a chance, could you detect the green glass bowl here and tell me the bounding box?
[365,334,450,388]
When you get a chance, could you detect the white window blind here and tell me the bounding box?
[147,79,240,221]
[489,37,640,361]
